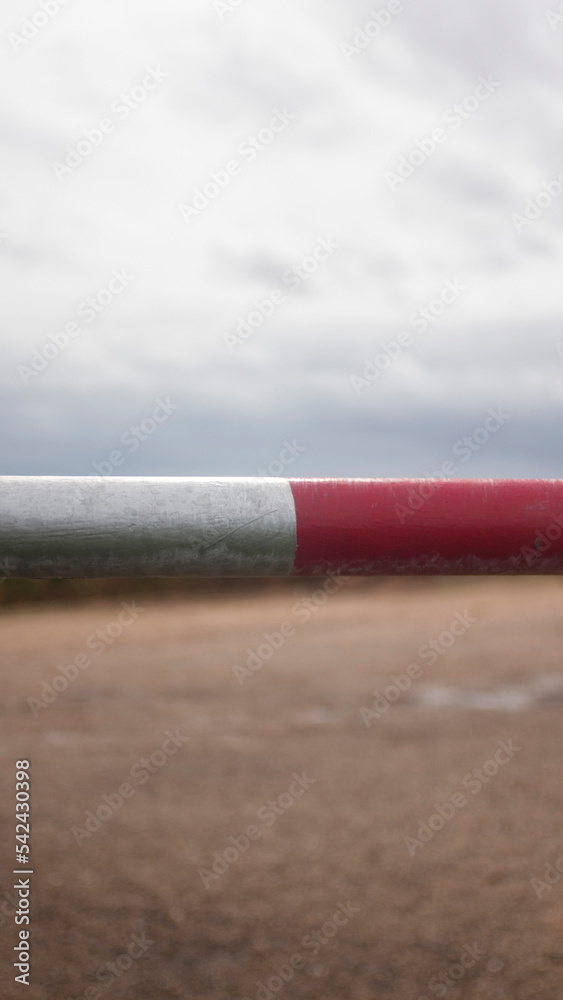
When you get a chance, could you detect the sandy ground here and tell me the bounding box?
[1,577,563,999]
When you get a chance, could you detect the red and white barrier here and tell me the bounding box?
[1,476,563,577]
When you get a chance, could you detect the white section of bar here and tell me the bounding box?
[0,477,297,578]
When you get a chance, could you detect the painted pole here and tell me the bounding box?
[0,476,562,578]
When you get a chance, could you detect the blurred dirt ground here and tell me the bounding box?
[1,577,563,999]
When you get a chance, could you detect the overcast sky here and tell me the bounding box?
[1,0,561,479]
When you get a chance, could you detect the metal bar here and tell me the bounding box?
[1,476,562,578]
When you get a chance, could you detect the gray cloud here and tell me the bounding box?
[0,0,561,478]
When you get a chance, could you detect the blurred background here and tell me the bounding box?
[2,3,563,999]
[0,0,561,481]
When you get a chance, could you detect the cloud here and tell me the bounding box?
[0,0,561,476]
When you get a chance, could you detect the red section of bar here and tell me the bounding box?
[288,479,563,575]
